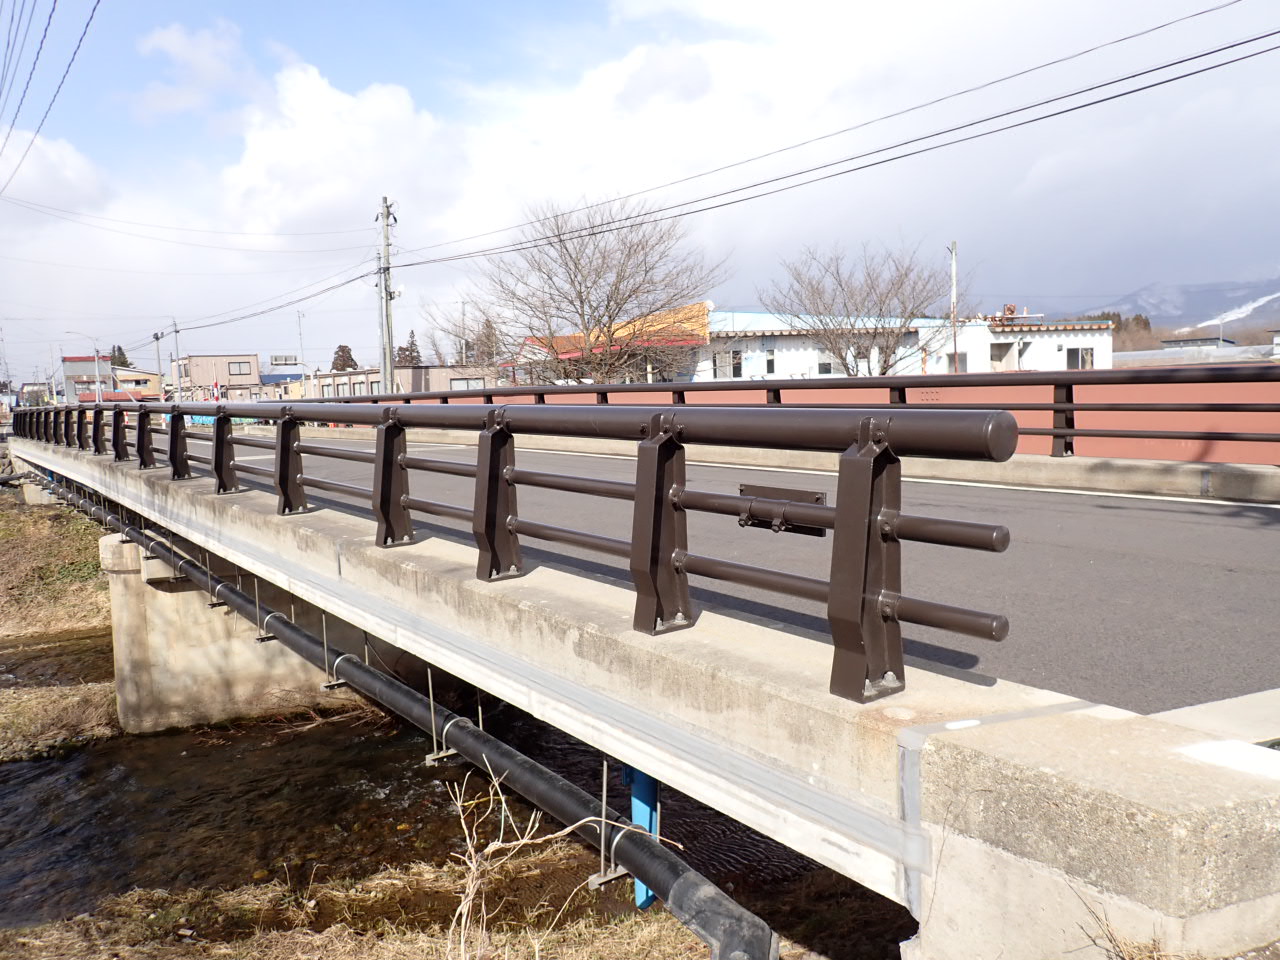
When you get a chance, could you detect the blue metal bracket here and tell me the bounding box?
[622,765,659,909]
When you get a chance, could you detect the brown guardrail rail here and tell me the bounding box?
[14,400,1017,703]
[289,363,1280,464]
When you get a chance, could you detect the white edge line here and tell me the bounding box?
[232,434,1280,510]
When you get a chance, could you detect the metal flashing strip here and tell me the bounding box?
[17,440,929,895]
[896,698,1095,915]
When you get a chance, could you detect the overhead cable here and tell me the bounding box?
[398,0,1251,255]
[2,193,377,236]
[0,0,54,166]
[0,0,95,196]
[2,195,380,251]
[393,33,1280,273]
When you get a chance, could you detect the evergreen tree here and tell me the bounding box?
[331,344,358,371]
[110,344,132,368]
[394,329,423,366]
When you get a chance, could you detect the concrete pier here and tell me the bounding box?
[99,535,350,733]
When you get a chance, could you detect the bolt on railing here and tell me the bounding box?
[14,400,1018,703]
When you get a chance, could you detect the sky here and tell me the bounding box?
[0,0,1278,382]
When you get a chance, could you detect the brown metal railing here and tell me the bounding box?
[14,400,1018,703]
[292,363,1280,465]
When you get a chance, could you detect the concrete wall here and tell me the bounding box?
[99,534,353,732]
[11,437,1280,958]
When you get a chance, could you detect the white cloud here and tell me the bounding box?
[134,19,261,120]
[3,1,1280,381]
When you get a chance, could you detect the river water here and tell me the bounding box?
[0,632,915,958]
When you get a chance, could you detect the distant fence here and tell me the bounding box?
[292,364,1280,466]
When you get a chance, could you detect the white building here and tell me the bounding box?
[689,309,1112,381]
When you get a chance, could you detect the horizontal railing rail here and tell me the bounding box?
[286,363,1280,464]
[13,400,1019,703]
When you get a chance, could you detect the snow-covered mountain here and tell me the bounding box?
[1073,277,1280,333]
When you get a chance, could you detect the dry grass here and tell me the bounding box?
[0,681,119,760]
[0,495,111,641]
[0,842,705,960]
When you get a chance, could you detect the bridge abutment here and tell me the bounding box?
[100,534,356,732]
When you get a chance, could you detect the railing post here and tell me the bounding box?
[472,408,521,579]
[111,407,129,461]
[1052,382,1074,457]
[630,412,691,634]
[889,385,908,406]
[62,409,74,446]
[826,416,905,703]
[91,407,106,454]
[75,408,87,449]
[136,407,156,469]
[168,408,191,479]
[52,408,64,446]
[273,413,307,514]
[373,409,412,545]
[212,409,238,493]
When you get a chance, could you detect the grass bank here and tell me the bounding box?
[0,680,118,761]
[0,491,111,642]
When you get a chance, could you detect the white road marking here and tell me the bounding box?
[508,447,1280,510]
[260,438,1280,511]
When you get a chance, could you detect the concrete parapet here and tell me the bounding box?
[18,439,1280,957]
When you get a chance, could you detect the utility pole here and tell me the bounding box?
[153,333,164,400]
[48,345,59,403]
[378,196,397,394]
[949,240,959,373]
[171,319,183,403]
[297,310,310,398]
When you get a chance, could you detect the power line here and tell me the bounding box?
[397,0,1251,256]
[0,0,54,167]
[0,249,384,276]
[394,27,1280,273]
[0,0,94,196]
[67,16,1279,353]
[2,195,380,251]
[0,0,36,120]
[392,33,1280,276]
[1,193,377,236]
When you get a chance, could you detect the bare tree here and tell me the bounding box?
[420,300,506,385]
[473,199,724,384]
[759,245,954,376]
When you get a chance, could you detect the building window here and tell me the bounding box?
[336,382,349,396]
[765,349,775,375]
[817,361,833,375]
[713,350,742,379]
[451,377,485,390]
[1067,347,1094,370]
[228,361,252,376]
[368,380,381,394]
[321,384,334,397]
[179,363,190,379]
[946,352,968,373]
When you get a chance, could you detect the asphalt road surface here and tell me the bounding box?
[215,437,1280,715]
